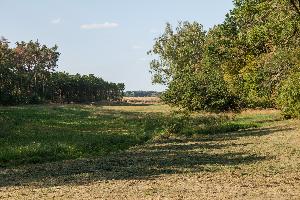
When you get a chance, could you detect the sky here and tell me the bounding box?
[0,0,233,91]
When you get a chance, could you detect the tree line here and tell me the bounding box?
[149,0,300,118]
[0,38,124,105]
[124,91,161,97]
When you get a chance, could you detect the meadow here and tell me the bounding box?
[0,103,299,199]
[0,103,283,167]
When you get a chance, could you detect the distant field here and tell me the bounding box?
[0,104,299,199]
[122,96,161,104]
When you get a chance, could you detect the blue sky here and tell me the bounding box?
[0,0,233,91]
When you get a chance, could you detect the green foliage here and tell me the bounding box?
[163,111,189,135]
[0,38,125,105]
[149,0,300,116]
[48,72,125,103]
[149,22,238,111]
[148,21,206,85]
[224,0,300,106]
[277,72,300,118]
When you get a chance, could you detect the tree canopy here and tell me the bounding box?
[0,38,124,105]
[149,0,300,117]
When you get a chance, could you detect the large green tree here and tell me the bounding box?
[149,0,300,115]
[149,22,239,111]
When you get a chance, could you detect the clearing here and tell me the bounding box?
[0,104,299,199]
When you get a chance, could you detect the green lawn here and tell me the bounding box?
[0,104,284,167]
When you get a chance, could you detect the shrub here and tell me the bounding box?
[163,112,190,135]
[277,72,300,118]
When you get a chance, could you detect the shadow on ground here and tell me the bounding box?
[0,125,292,188]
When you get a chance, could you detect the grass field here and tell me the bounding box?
[0,104,283,167]
[0,103,299,199]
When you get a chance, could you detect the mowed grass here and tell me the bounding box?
[0,103,299,199]
[0,104,163,167]
[0,103,286,167]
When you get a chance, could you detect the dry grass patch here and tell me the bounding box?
[123,97,161,104]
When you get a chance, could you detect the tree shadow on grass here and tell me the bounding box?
[0,125,292,188]
[194,126,295,142]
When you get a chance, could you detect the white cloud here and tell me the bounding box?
[51,18,61,24]
[80,22,119,30]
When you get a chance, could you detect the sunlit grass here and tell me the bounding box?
[0,104,285,167]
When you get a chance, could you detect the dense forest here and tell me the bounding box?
[149,0,300,118]
[0,38,124,105]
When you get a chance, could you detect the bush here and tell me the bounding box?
[161,68,240,112]
[163,112,190,135]
[277,72,300,118]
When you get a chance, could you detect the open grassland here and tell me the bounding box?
[0,104,281,167]
[0,104,168,167]
[0,104,299,199]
